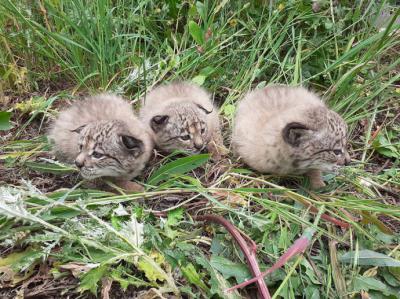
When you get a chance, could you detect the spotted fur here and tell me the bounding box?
[140,82,222,154]
[232,86,350,187]
[49,94,153,180]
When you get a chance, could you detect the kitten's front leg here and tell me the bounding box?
[207,130,228,161]
[307,169,326,189]
[114,179,145,193]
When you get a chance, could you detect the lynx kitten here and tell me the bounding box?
[232,86,350,189]
[49,94,153,189]
[140,82,224,159]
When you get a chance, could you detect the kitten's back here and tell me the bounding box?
[142,82,214,116]
[235,86,324,127]
[232,86,327,173]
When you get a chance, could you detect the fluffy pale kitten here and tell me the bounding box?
[232,86,350,189]
[49,94,153,190]
[140,82,224,158]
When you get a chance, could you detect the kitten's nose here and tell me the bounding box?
[75,159,84,169]
[194,142,204,151]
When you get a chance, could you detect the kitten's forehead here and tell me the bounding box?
[79,120,126,146]
[325,111,347,141]
[169,105,206,128]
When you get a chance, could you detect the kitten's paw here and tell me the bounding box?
[116,180,145,192]
[307,169,326,190]
[310,179,326,190]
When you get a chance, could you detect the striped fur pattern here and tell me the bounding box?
[232,86,350,186]
[49,94,153,180]
[140,82,221,154]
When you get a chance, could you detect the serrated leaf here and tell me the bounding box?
[188,20,204,44]
[0,111,12,131]
[110,265,150,290]
[147,154,209,185]
[0,248,42,272]
[210,256,251,283]
[25,161,77,174]
[181,263,208,292]
[340,250,400,267]
[167,207,184,226]
[196,255,241,298]
[137,258,165,282]
[79,264,108,294]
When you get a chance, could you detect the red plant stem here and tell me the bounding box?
[194,214,271,299]
[300,200,350,229]
[226,235,310,292]
[319,213,349,229]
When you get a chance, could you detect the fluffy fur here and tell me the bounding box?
[49,94,153,180]
[232,85,350,188]
[139,82,223,156]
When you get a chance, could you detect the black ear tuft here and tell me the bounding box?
[196,104,213,114]
[282,122,310,147]
[70,124,86,134]
[121,135,143,153]
[151,115,169,132]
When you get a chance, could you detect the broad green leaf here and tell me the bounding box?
[340,250,400,267]
[0,111,12,131]
[25,161,77,174]
[192,66,216,85]
[191,74,206,85]
[167,207,184,226]
[188,20,204,45]
[352,276,398,296]
[137,258,165,282]
[389,267,400,282]
[79,264,108,294]
[210,256,251,283]
[181,263,208,292]
[147,154,209,185]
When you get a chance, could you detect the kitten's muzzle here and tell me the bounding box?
[75,159,84,169]
[194,142,204,151]
[344,151,351,166]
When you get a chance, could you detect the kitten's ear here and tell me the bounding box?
[150,115,169,132]
[121,135,143,155]
[196,104,213,114]
[282,122,311,147]
[70,124,86,134]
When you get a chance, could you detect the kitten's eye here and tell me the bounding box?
[201,128,205,134]
[180,135,190,141]
[333,149,342,156]
[92,151,104,159]
[79,144,83,151]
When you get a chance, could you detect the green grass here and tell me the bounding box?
[1,0,400,298]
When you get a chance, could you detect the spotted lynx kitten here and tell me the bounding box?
[140,82,224,159]
[49,94,153,190]
[232,86,350,189]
